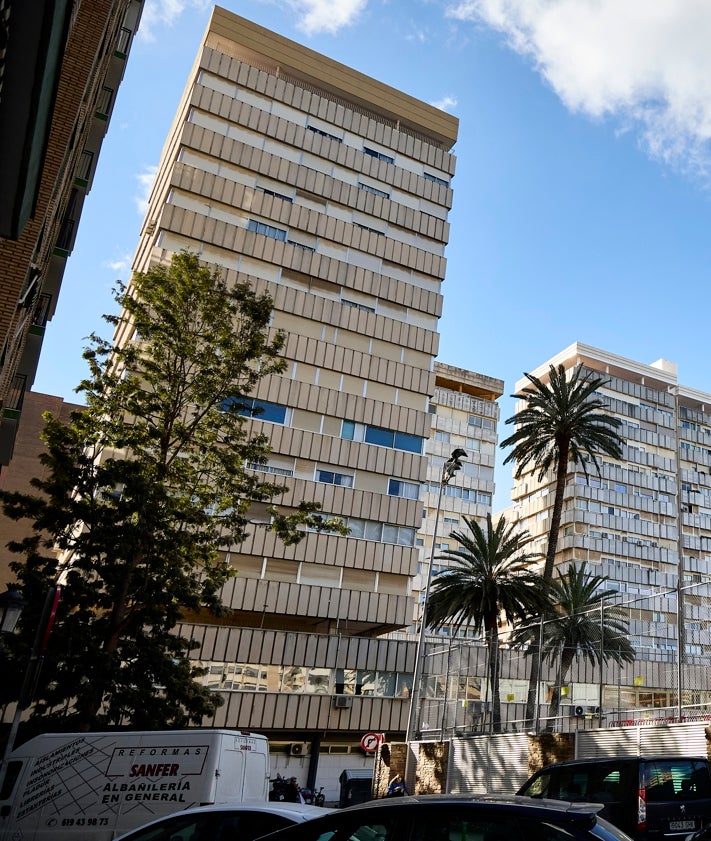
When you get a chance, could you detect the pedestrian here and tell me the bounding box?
[285,776,300,802]
[386,773,408,797]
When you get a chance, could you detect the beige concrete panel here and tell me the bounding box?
[195,624,220,660]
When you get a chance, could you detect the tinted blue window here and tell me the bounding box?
[364,426,394,447]
[253,401,286,424]
[341,420,356,440]
[228,398,286,424]
[394,431,423,454]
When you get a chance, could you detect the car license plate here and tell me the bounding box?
[669,821,696,831]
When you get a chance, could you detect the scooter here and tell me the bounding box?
[269,774,288,802]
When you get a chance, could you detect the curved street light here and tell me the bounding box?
[405,448,467,749]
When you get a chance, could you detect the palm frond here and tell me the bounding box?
[501,364,623,482]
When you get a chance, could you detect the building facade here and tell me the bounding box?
[0,0,143,463]
[0,392,84,587]
[412,362,503,636]
[120,5,467,780]
[506,342,711,728]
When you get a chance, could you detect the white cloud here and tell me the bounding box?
[431,95,458,112]
[138,0,211,42]
[105,254,133,275]
[287,0,367,35]
[135,166,158,216]
[446,0,711,179]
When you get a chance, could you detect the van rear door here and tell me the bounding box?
[641,759,711,841]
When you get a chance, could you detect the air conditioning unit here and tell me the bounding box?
[333,695,352,709]
[570,705,586,718]
[588,705,602,716]
[289,743,309,757]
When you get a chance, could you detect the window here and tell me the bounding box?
[95,86,113,116]
[341,419,357,440]
[358,182,390,199]
[382,524,417,545]
[468,414,494,429]
[342,298,375,313]
[247,219,287,241]
[345,517,415,546]
[434,430,450,443]
[247,460,294,477]
[316,469,354,488]
[116,27,132,54]
[364,425,393,447]
[260,187,293,203]
[363,147,394,164]
[287,238,315,252]
[423,172,449,187]
[76,150,94,181]
[224,397,287,424]
[307,125,342,142]
[345,422,423,454]
[388,478,420,499]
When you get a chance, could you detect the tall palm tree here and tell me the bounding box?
[512,562,635,725]
[500,363,625,726]
[426,514,552,733]
[501,364,624,583]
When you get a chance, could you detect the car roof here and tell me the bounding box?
[532,756,709,769]
[334,793,604,818]
[115,801,332,839]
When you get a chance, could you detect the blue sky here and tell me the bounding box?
[34,0,711,510]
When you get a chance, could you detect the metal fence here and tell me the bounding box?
[416,579,711,738]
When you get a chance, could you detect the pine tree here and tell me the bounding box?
[0,251,342,730]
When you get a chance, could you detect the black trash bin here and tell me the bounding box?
[338,768,373,808]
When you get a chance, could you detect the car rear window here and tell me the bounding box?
[642,760,711,801]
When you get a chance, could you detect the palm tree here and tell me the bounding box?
[500,363,625,726]
[512,562,635,725]
[426,514,552,733]
[501,364,624,583]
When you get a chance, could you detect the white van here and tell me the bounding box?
[0,729,270,841]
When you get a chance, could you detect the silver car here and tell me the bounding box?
[114,801,332,841]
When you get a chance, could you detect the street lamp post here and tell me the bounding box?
[405,448,467,749]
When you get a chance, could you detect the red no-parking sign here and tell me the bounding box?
[360,732,384,752]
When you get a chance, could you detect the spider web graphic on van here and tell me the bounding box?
[16,736,117,820]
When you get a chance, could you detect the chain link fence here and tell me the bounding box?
[416,579,711,737]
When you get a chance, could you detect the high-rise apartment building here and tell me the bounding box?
[126,6,464,780]
[508,342,711,724]
[0,0,143,464]
[413,363,503,636]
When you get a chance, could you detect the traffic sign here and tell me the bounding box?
[360,732,383,752]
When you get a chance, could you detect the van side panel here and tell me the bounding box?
[0,730,269,841]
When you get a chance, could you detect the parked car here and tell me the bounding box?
[257,793,631,841]
[114,801,333,841]
[517,756,711,841]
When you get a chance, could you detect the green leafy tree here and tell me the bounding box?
[500,363,624,725]
[0,250,342,731]
[512,562,635,724]
[425,514,551,733]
